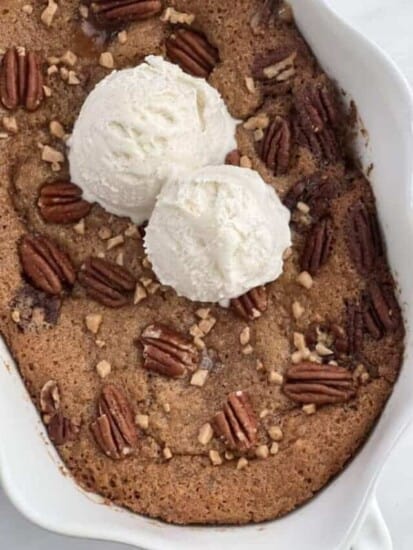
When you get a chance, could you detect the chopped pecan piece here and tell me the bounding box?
[166,29,219,78]
[40,380,60,416]
[305,310,361,362]
[251,41,301,95]
[225,149,241,166]
[91,384,138,460]
[284,175,341,221]
[363,282,400,339]
[212,391,257,451]
[250,0,282,33]
[90,0,162,26]
[283,362,355,405]
[301,217,333,275]
[306,320,342,357]
[140,323,199,377]
[47,413,79,445]
[10,284,61,332]
[231,286,268,321]
[293,81,340,162]
[19,234,76,295]
[259,116,291,175]
[78,257,135,307]
[329,323,348,356]
[252,47,296,86]
[0,47,44,111]
[38,181,92,224]
[346,200,383,275]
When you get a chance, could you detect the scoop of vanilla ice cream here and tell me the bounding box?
[145,165,291,303]
[68,56,237,225]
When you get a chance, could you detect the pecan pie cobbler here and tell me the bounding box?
[0,0,404,524]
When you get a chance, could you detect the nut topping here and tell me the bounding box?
[259,116,291,176]
[39,380,78,444]
[212,391,257,451]
[166,29,219,78]
[10,284,61,332]
[91,384,138,460]
[344,300,364,357]
[363,282,400,339]
[252,47,296,97]
[40,380,60,416]
[38,181,92,224]
[284,175,341,222]
[301,217,333,275]
[293,82,340,162]
[78,257,135,308]
[90,0,162,26]
[47,413,79,445]
[252,48,296,82]
[225,149,241,166]
[250,0,282,33]
[19,234,76,295]
[346,200,383,275]
[283,362,355,405]
[231,286,267,321]
[140,323,199,377]
[0,47,44,111]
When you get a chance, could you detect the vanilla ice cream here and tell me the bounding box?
[145,165,291,303]
[68,56,237,224]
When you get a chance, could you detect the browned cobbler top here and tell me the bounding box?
[0,0,405,525]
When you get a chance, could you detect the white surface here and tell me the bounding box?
[352,497,393,550]
[1,1,413,549]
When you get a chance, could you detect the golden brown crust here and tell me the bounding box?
[0,0,404,525]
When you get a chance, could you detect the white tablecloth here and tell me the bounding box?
[1,1,413,548]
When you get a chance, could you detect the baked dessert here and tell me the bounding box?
[0,0,404,526]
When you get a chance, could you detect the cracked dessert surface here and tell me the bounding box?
[0,0,405,524]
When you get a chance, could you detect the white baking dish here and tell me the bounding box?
[1,0,413,548]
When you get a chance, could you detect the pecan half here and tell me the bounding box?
[38,181,92,224]
[78,257,135,307]
[231,286,268,321]
[0,47,44,111]
[90,0,162,26]
[259,116,291,176]
[166,29,219,78]
[140,323,199,377]
[19,234,76,295]
[284,175,341,221]
[363,282,400,339]
[40,380,60,417]
[301,217,333,275]
[48,413,79,446]
[346,200,383,275]
[344,299,364,357]
[91,384,138,460]
[283,362,355,405]
[212,391,257,451]
[293,82,340,162]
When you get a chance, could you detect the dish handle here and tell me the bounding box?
[351,496,392,550]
